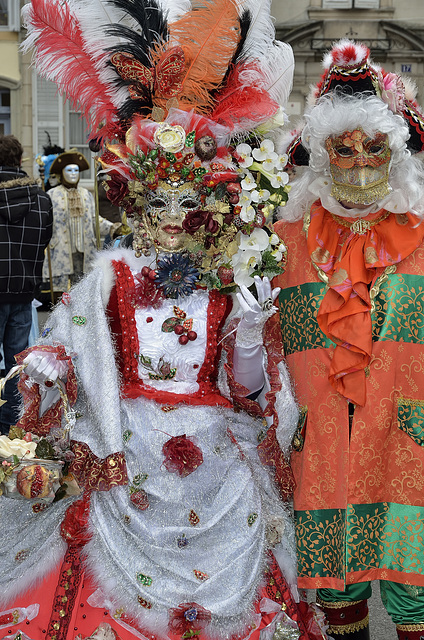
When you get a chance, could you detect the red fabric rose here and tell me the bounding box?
[60,494,91,547]
[105,174,129,206]
[168,602,212,636]
[182,210,210,234]
[162,435,203,478]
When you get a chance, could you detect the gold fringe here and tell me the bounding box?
[397,397,424,408]
[396,622,424,632]
[316,598,363,609]
[328,613,369,634]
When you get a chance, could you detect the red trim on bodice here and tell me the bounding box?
[107,260,233,407]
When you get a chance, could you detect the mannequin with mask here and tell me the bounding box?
[44,150,114,293]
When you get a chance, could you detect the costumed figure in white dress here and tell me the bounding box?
[0,1,331,639]
[44,150,115,292]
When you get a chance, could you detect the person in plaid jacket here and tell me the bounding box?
[0,134,52,433]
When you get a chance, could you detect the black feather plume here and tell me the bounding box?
[229,10,252,67]
[212,10,251,97]
[106,0,168,64]
[105,0,168,121]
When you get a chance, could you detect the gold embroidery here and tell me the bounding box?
[370,264,397,313]
[398,397,424,408]
[328,613,369,634]
[396,622,424,631]
[316,598,363,609]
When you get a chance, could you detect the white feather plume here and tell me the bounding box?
[235,0,275,58]
[156,0,192,23]
[231,0,294,106]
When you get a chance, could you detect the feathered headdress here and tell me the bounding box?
[22,0,294,142]
[22,0,293,285]
[286,39,424,166]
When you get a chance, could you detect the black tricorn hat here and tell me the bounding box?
[287,39,424,166]
[50,149,90,175]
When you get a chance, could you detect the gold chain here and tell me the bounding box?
[330,210,391,234]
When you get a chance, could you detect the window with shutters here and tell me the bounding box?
[0,0,20,30]
[34,75,94,184]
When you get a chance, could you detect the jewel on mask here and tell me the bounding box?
[194,136,217,161]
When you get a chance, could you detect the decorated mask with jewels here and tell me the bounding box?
[325,129,391,205]
[103,114,290,289]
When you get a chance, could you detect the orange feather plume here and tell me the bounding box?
[151,0,241,115]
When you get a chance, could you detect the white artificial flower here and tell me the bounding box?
[236,143,253,168]
[252,139,275,162]
[272,249,283,261]
[153,124,186,153]
[251,188,271,203]
[261,153,279,172]
[240,204,256,222]
[273,154,289,171]
[270,171,289,189]
[270,233,280,246]
[239,227,270,252]
[232,249,260,287]
[239,191,252,207]
[240,172,257,191]
[0,435,37,459]
[255,108,287,135]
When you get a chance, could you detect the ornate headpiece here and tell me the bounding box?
[22,0,294,287]
[287,39,424,166]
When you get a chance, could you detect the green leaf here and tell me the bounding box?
[161,317,180,332]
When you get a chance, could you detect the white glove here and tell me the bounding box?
[235,276,280,347]
[23,350,69,417]
[23,350,68,386]
[233,277,280,395]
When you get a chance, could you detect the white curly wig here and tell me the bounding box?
[278,92,424,222]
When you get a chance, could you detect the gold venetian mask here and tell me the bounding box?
[325,129,391,205]
[143,182,201,252]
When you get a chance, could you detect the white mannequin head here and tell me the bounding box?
[62,163,80,185]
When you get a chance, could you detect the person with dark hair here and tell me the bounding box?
[0,134,53,433]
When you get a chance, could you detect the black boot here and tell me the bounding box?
[318,598,370,639]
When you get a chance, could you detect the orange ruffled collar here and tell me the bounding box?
[306,201,424,406]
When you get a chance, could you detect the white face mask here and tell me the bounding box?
[62,164,80,185]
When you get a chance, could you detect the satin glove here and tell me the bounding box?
[233,276,280,395]
[235,276,280,347]
[23,350,69,416]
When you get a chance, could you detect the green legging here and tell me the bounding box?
[318,582,424,625]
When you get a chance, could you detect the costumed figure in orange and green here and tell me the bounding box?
[0,1,331,640]
[274,39,424,640]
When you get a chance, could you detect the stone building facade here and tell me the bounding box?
[3,1,424,180]
[273,0,424,130]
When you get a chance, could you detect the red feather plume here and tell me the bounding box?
[22,0,117,131]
